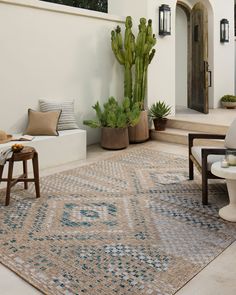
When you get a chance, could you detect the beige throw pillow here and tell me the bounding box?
[25,109,61,136]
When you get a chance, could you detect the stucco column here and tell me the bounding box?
[146,0,176,113]
[209,0,235,107]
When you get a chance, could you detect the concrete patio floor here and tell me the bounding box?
[0,141,235,295]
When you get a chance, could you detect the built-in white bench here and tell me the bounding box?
[0,129,86,176]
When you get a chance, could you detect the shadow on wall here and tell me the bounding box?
[76,24,123,144]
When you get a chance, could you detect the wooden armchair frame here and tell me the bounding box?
[188,133,226,205]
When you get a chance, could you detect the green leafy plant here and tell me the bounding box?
[149,101,172,119]
[221,95,236,102]
[111,16,156,110]
[83,97,141,128]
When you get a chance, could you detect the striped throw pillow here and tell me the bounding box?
[39,99,78,130]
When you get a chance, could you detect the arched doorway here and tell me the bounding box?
[176,1,210,114]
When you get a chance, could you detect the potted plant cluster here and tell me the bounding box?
[83,97,140,150]
[221,95,236,109]
[149,101,172,131]
[111,16,156,143]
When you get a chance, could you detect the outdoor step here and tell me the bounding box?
[150,128,225,147]
[167,118,228,134]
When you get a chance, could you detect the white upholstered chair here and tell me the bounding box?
[188,118,236,205]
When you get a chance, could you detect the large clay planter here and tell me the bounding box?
[101,127,129,150]
[128,110,149,143]
[153,118,168,131]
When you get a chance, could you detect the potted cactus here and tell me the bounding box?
[149,101,172,131]
[83,97,140,150]
[111,16,156,143]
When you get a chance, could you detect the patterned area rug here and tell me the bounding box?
[0,147,236,295]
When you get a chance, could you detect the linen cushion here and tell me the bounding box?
[225,118,236,149]
[25,109,61,136]
[39,99,78,130]
[191,146,225,171]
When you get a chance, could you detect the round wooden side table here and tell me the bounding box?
[211,161,236,222]
[0,146,40,206]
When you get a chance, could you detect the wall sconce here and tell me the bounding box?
[220,19,229,43]
[159,4,171,36]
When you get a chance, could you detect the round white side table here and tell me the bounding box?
[211,162,236,222]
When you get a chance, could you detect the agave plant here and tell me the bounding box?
[149,101,171,119]
[83,97,141,129]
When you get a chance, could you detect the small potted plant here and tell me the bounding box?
[149,101,171,131]
[221,95,236,109]
[83,97,140,150]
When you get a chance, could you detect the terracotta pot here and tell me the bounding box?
[101,127,129,150]
[153,118,168,131]
[128,110,149,143]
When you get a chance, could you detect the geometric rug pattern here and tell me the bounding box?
[0,147,236,295]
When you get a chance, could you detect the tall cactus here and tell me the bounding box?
[111,16,156,110]
[134,18,156,109]
[111,16,135,99]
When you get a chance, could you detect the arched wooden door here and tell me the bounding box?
[190,2,209,114]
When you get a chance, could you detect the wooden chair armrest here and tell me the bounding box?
[190,149,226,166]
[200,148,226,173]
[188,133,225,141]
[188,133,225,157]
[201,148,226,157]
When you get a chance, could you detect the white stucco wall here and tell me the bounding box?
[146,0,176,113]
[210,0,235,107]
[0,0,124,144]
[175,6,188,108]
[108,0,147,21]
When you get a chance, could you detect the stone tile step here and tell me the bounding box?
[150,128,225,147]
[167,119,228,134]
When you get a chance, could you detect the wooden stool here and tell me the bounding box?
[0,146,40,206]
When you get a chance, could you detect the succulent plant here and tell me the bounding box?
[149,101,172,119]
[221,95,236,102]
[133,18,156,110]
[83,97,141,129]
[111,17,135,100]
[111,16,156,110]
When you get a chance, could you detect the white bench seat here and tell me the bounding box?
[0,129,86,175]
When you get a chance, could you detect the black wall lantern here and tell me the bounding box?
[159,4,171,36]
[220,19,229,43]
